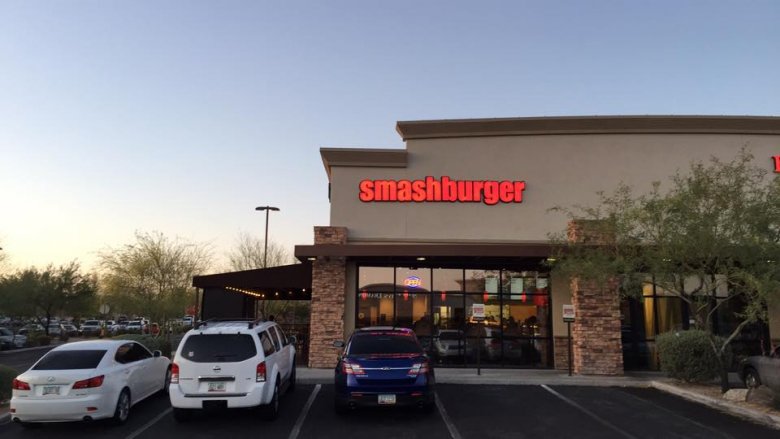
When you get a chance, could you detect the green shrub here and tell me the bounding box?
[656,330,731,383]
[0,364,19,403]
[112,334,173,358]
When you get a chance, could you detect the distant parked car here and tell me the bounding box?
[126,321,144,333]
[17,324,44,336]
[10,340,171,426]
[333,326,435,414]
[80,320,102,336]
[739,346,780,393]
[47,323,64,337]
[0,327,27,350]
[62,323,79,337]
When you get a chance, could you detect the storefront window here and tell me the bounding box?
[356,265,553,368]
[357,267,394,328]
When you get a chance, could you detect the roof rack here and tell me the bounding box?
[195,318,256,330]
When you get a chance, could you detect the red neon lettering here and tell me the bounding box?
[358,177,526,205]
[359,180,374,201]
[483,181,499,205]
[412,180,426,202]
[397,180,412,201]
[774,156,780,173]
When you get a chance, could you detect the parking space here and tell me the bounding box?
[2,383,778,438]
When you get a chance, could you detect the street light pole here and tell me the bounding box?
[255,206,280,268]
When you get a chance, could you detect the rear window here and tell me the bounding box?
[33,350,107,370]
[180,334,257,362]
[348,333,423,355]
[84,321,99,326]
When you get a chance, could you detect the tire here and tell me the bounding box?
[262,378,280,421]
[172,408,192,423]
[421,393,436,413]
[111,389,131,425]
[160,367,172,395]
[287,364,296,393]
[744,368,761,388]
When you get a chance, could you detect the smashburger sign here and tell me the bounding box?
[359,176,526,205]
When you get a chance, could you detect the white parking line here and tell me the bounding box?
[616,388,736,439]
[125,407,172,439]
[541,384,638,439]
[435,392,463,439]
[288,384,321,439]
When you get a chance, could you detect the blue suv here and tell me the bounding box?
[333,327,435,413]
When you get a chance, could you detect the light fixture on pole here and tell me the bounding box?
[255,206,280,268]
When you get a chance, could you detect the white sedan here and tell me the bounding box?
[10,339,171,426]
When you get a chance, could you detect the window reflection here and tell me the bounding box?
[356,266,552,368]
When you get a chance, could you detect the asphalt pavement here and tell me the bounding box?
[2,348,779,438]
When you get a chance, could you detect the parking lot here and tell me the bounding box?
[2,381,778,439]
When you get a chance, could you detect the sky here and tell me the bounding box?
[2,1,780,273]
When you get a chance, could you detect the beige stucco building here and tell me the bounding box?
[197,115,780,374]
[194,116,780,374]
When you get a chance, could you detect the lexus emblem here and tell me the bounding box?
[47,376,55,383]
[213,366,221,372]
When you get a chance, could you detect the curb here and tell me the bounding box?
[651,381,780,430]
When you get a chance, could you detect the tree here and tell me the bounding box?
[0,262,98,333]
[550,149,780,392]
[225,231,292,271]
[98,231,212,325]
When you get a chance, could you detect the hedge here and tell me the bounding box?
[656,329,731,383]
[0,364,19,403]
[112,334,173,357]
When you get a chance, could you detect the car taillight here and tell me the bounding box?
[12,379,30,391]
[171,363,179,384]
[408,361,430,377]
[72,375,105,389]
[342,361,366,375]
[256,361,266,382]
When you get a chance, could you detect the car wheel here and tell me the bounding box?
[744,368,761,388]
[172,408,192,422]
[262,378,280,421]
[161,367,172,395]
[288,364,296,393]
[111,389,131,425]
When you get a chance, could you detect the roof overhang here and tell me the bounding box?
[193,262,312,291]
[320,148,407,181]
[295,243,556,261]
[396,115,780,140]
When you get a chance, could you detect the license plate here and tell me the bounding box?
[378,394,396,405]
[207,382,226,392]
[43,385,59,396]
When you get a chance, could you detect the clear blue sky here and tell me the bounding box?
[2,1,779,271]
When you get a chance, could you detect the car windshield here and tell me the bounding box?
[84,321,99,325]
[348,332,423,355]
[180,334,257,362]
[33,350,107,370]
[0,328,13,336]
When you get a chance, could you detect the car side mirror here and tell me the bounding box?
[289,335,297,344]
[333,340,345,348]
[153,350,162,357]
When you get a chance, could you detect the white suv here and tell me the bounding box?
[169,320,296,421]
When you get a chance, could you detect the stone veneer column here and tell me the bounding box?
[567,220,624,375]
[307,226,348,368]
